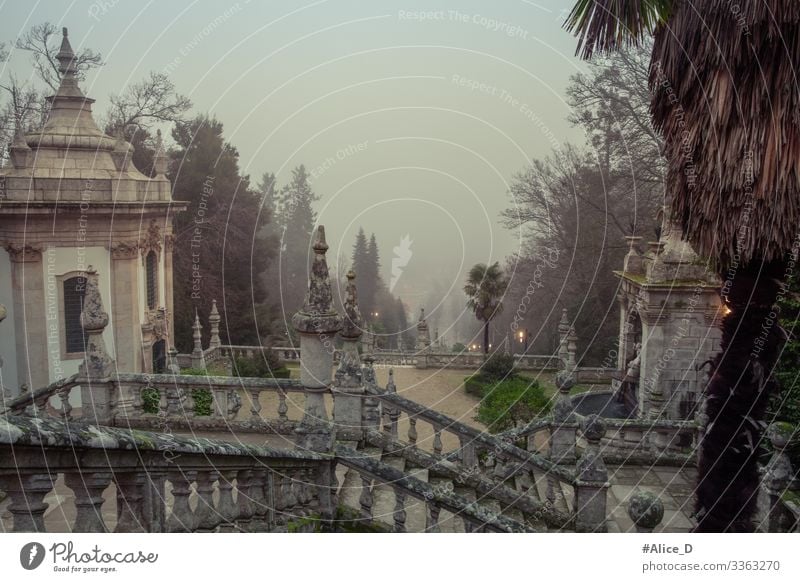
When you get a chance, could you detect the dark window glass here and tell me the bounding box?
[64,276,87,354]
[146,251,158,309]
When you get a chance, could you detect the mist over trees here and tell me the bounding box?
[495,42,664,364]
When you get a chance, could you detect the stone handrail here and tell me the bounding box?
[113,373,306,434]
[0,414,327,533]
[333,442,534,532]
[0,374,80,417]
[371,387,578,485]
[365,429,573,530]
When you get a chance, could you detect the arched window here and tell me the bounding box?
[63,275,88,354]
[146,251,158,309]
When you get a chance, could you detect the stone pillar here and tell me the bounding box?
[763,423,794,532]
[208,299,221,349]
[190,311,204,369]
[575,415,609,532]
[333,269,365,443]
[110,241,142,373]
[78,266,116,424]
[164,233,176,342]
[566,326,578,373]
[548,370,576,463]
[6,244,48,391]
[291,226,342,452]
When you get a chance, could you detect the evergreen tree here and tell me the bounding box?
[351,227,371,313]
[276,165,318,314]
[170,115,275,350]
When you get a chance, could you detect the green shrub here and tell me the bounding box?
[141,387,161,414]
[480,352,517,381]
[772,275,800,466]
[232,353,290,379]
[182,367,209,376]
[191,388,213,416]
[477,377,551,433]
[451,342,467,353]
[464,374,486,397]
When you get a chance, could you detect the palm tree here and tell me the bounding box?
[565,0,800,532]
[464,262,508,356]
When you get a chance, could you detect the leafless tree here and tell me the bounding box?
[107,72,192,132]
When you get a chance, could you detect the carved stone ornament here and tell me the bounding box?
[139,219,162,258]
[110,241,140,260]
[3,243,44,263]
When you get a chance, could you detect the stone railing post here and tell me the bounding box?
[333,269,364,444]
[549,370,577,463]
[77,266,116,425]
[575,415,609,532]
[292,226,342,453]
[763,422,794,532]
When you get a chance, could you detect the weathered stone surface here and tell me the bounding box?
[627,489,665,532]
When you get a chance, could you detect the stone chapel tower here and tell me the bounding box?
[0,28,186,394]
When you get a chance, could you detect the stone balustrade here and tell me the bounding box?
[0,414,325,533]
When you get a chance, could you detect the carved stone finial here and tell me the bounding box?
[78,267,115,380]
[627,490,664,533]
[56,27,77,77]
[9,124,31,169]
[208,299,221,349]
[340,269,363,340]
[153,129,168,176]
[291,226,342,336]
[192,310,203,355]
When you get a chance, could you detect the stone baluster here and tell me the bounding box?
[426,503,441,532]
[292,226,342,452]
[249,470,270,532]
[393,489,407,532]
[114,473,146,532]
[381,369,400,441]
[166,471,196,533]
[627,490,664,533]
[575,415,610,532]
[433,426,443,456]
[550,370,577,463]
[359,475,373,522]
[459,435,477,469]
[408,417,418,445]
[193,471,220,532]
[141,472,168,532]
[0,473,55,532]
[249,388,262,419]
[65,472,111,532]
[763,423,794,532]
[361,353,381,431]
[277,389,289,421]
[208,299,221,349]
[216,471,238,531]
[235,469,255,531]
[58,388,73,420]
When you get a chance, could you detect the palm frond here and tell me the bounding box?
[564,0,672,59]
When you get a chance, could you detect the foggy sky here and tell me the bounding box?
[1,0,588,330]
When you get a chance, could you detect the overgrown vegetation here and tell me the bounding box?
[191,388,213,416]
[140,387,161,414]
[465,353,550,433]
[771,275,800,466]
[232,353,291,379]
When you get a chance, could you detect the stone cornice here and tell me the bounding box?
[110,241,140,260]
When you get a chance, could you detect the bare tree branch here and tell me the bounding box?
[107,71,192,131]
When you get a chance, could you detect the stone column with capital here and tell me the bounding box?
[5,243,48,392]
[333,269,365,443]
[292,226,342,452]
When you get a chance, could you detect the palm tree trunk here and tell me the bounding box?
[696,261,785,532]
[483,321,490,356]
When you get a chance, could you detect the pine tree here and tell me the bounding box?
[170,115,275,350]
[277,165,318,314]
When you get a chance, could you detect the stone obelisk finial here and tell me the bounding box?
[333,269,365,442]
[292,225,342,451]
[208,299,221,349]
